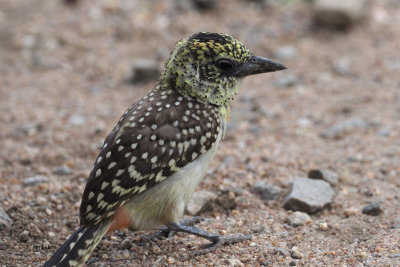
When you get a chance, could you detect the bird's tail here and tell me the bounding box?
[43,220,111,267]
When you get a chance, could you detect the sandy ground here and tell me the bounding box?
[0,0,399,266]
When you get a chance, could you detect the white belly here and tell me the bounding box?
[125,127,223,230]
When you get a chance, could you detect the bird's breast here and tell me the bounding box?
[123,119,225,230]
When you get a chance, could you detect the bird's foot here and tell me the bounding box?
[142,216,203,241]
[166,221,252,256]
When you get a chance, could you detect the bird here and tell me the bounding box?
[43,32,286,267]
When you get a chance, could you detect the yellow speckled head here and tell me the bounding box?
[161,32,286,108]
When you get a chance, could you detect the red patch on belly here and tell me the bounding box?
[107,206,132,233]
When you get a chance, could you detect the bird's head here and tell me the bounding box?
[161,32,286,109]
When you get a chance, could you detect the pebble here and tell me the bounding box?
[283,177,335,213]
[53,165,71,175]
[290,246,303,259]
[191,0,219,10]
[274,247,290,257]
[0,241,7,250]
[377,127,389,137]
[152,244,162,254]
[63,0,79,4]
[0,207,13,230]
[390,216,400,229]
[359,251,368,259]
[123,250,130,258]
[320,117,369,139]
[186,190,217,215]
[45,208,52,216]
[362,202,383,216]
[222,155,235,166]
[23,175,49,186]
[68,115,86,126]
[227,259,244,267]
[14,122,42,137]
[48,231,55,238]
[287,211,311,227]
[344,207,359,217]
[275,45,298,60]
[313,0,369,30]
[318,222,329,231]
[332,57,353,76]
[275,73,298,88]
[308,169,339,186]
[252,181,283,200]
[128,59,160,84]
[20,230,30,242]
[17,146,39,165]
[167,257,175,264]
[42,239,51,249]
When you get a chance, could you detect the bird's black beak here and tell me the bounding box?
[237,55,287,78]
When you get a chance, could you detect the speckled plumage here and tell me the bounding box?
[43,32,286,267]
[80,87,222,226]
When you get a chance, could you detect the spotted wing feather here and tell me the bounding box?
[80,87,222,226]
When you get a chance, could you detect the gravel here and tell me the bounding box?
[128,59,161,84]
[1,0,399,266]
[0,207,13,230]
[320,117,370,139]
[53,165,72,176]
[23,175,49,187]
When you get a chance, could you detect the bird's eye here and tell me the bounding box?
[216,59,234,72]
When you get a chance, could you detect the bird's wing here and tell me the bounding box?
[80,88,223,226]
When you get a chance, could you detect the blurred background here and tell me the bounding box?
[0,0,399,266]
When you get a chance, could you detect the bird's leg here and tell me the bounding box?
[165,221,252,255]
[157,216,204,238]
[142,216,203,241]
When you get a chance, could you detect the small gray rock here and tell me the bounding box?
[390,216,400,229]
[313,0,369,30]
[378,127,389,137]
[287,211,311,227]
[274,247,290,257]
[20,230,30,242]
[308,169,339,186]
[362,202,383,216]
[0,241,7,250]
[253,181,283,200]
[23,175,49,186]
[275,73,298,88]
[0,207,13,230]
[222,156,235,166]
[128,59,160,84]
[68,115,85,126]
[283,177,335,213]
[186,190,217,215]
[53,165,71,176]
[226,258,244,267]
[276,46,297,60]
[320,117,369,139]
[332,57,353,76]
[290,246,303,259]
[191,0,219,10]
